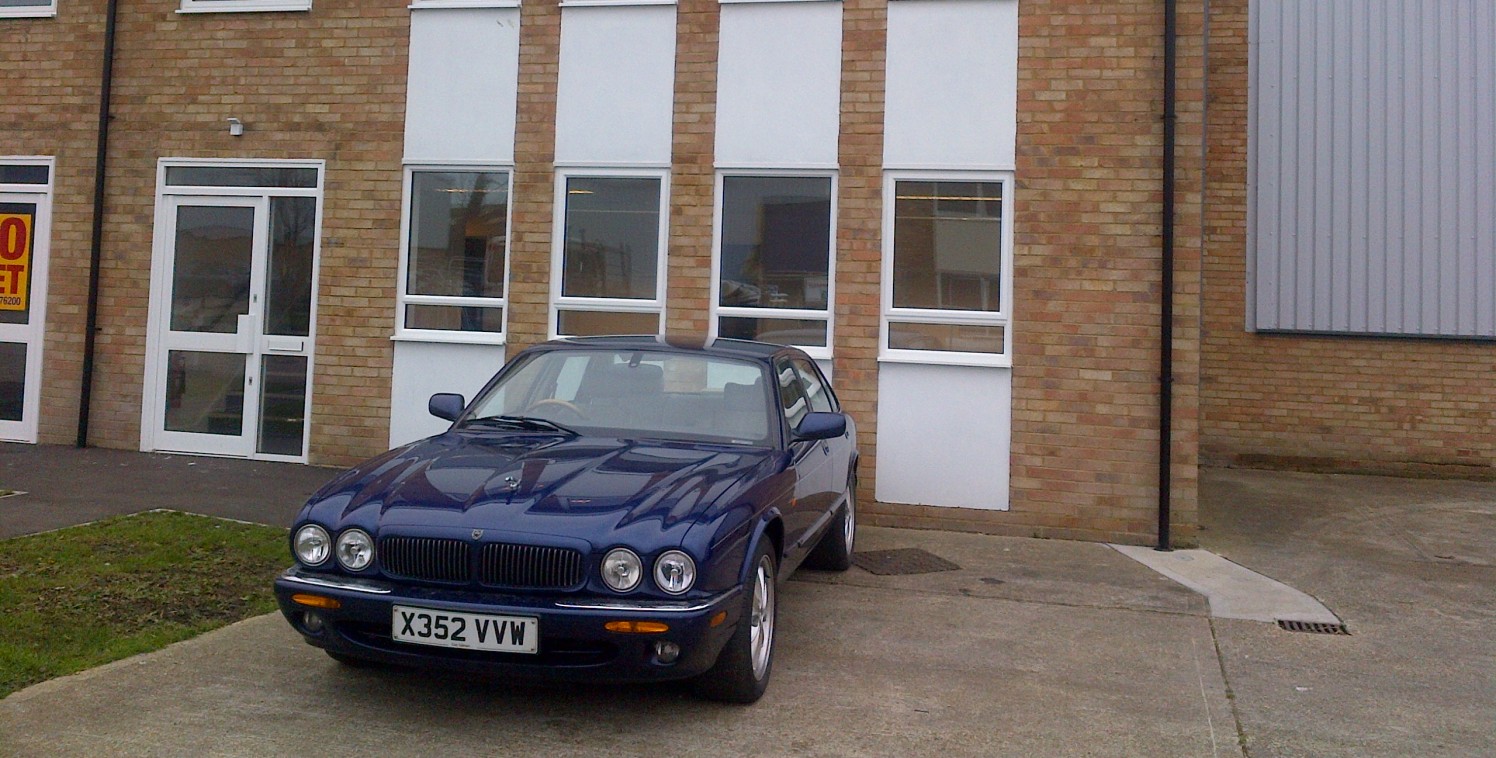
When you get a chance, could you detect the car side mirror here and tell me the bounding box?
[428,393,466,422]
[794,412,846,441]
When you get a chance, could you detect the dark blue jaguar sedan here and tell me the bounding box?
[274,336,857,703]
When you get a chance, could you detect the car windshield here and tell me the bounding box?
[464,348,774,446]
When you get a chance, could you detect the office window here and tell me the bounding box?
[715,174,834,353]
[554,172,666,337]
[399,170,510,340]
[883,175,1012,364]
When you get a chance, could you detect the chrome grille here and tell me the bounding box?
[480,543,585,589]
[379,536,470,584]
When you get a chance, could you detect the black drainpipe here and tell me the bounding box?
[77,0,120,448]
[1156,0,1177,551]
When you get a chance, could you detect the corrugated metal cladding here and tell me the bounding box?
[1248,0,1496,339]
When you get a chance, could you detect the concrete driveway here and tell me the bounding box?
[0,449,1492,756]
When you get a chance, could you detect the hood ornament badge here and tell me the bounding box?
[504,475,520,491]
[472,529,484,540]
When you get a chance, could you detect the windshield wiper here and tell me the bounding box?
[463,415,577,435]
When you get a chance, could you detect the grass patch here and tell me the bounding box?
[0,510,288,699]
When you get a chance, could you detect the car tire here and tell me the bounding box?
[325,650,377,668]
[804,473,855,572]
[693,539,778,704]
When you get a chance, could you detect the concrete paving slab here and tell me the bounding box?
[0,580,1240,758]
[1110,545,1341,624]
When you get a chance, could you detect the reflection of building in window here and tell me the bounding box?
[892,181,1002,312]
[717,176,833,348]
[402,170,509,335]
[561,176,661,300]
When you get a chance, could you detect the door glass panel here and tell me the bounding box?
[266,196,315,337]
[0,342,24,421]
[171,205,254,333]
[164,350,246,435]
[1,203,36,326]
[258,355,307,456]
[0,165,49,185]
[165,166,317,189]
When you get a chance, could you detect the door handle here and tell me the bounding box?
[235,315,254,354]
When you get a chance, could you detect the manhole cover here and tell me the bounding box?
[853,548,961,575]
[1277,620,1350,635]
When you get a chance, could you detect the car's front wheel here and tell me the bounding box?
[693,539,777,704]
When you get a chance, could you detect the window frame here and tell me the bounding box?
[395,163,514,346]
[879,169,1015,368]
[178,0,311,13]
[549,167,670,339]
[709,169,838,361]
[0,0,56,19]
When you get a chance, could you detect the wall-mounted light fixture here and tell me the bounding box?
[227,118,244,137]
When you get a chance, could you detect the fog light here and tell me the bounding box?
[654,640,680,664]
[302,611,324,634]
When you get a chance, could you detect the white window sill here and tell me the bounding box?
[392,332,507,347]
[177,1,311,14]
[409,0,520,9]
[0,8,56,18]
[878,351,1012,369]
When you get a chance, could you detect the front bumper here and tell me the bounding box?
[273,566,743,682]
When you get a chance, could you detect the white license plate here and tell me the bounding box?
[391,605,538,654]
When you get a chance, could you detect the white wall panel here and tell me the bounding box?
[884,0,1019,169]
[715,1,842,168]
[390,341,508,448]
[875,363,1011,510]
[405,9,521,163]
[556,5,677,166]
[1250,0,1496,338]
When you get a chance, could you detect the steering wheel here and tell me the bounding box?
[525,398,586,422]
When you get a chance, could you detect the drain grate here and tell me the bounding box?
[852,548,961,576]
[1277,620,1351,635]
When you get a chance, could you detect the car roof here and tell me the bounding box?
[538,335,800,362]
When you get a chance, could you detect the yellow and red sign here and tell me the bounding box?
[0,212,31,312]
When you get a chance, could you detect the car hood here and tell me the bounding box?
[307,432,775,545]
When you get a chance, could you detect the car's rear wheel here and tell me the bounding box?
[804,473,855,571]
[693,540,777,704]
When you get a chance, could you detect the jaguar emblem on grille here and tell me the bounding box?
[472,529,484,540]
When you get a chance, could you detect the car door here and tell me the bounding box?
[774,357,833,558]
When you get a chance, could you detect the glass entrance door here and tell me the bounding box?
[0,192,48,443]
[151,195,315,459]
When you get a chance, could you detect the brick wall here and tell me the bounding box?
[0,0,110,446]
[3,0,409,465]
[9,0,1213,543]
[506,0,561,354]
[1203,0,1496,478]
[865,0,1205,545]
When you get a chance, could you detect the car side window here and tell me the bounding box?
[775,360,810,431]
[791,359,834,413]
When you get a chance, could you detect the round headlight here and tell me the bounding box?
[653,550,696,595]
[335,529,375,571]
[600,548,643,592]
[294,525,331,566]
